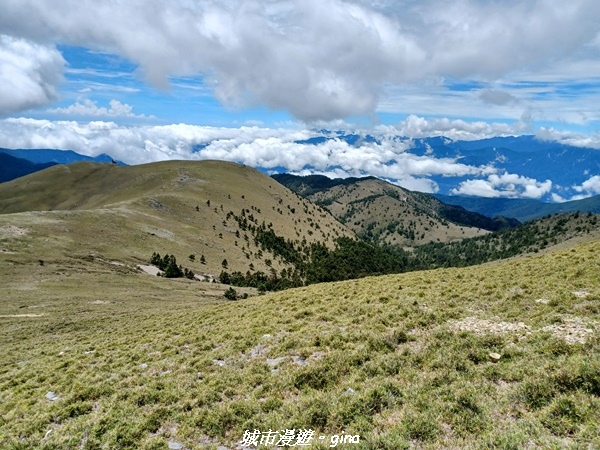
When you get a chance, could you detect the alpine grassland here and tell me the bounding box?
[1,234,599,449]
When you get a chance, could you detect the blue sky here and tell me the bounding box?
[28,43,600,132]
[1,1,600,200]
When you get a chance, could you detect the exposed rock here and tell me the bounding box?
[451,316,598,344]
[292,356,307,366]
[572,290,590,298]
[538,317,598,344]
[266,357,286,368]
[138,265,162,276]
[249,344,269,358]
[489,353,501,363]
[45,391,59,401]
[450,317,531,334]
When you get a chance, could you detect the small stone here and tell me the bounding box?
[45,391,59,401]
[266,357,286,368]
[250,344,269,358]
[160,370,172,376]
[139,363,148,369]
[344,388,356,396]
[292,356,307,366]
[489,352,501,363]
[168,441,183,450]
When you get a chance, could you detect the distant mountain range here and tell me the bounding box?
[294,133,600,202]
[0,148,125,182]
[0,153,58,183]
[435,194,600,222]
[2,134,599,222]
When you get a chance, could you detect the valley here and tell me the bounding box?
[1,159,599,449]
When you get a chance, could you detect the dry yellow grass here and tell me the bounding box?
[0,160,354,278]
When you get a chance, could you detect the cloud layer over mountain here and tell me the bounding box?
[1,0,599,120]
[1,116,598,201]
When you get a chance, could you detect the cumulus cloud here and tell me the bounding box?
[452,172,553,199]
[0,1,599,120]
[0,35,65,115]
[291,167,440,193]
[536,127,600,149]
[48,99,152,118]
[570,175,600,199]
[377,115,531,141]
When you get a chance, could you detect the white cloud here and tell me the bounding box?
[535,127,600,149]
[551,193,568,203]
[48,99,152,118]
[376,115,531,141]
[0,1,599,120]
[452,172,552,199]
[571,175,600,199]
[288,168,439,193]
[1,115,596,200]
[0,117,490,186]
[0,35,65,115]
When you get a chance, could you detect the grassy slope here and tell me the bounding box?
[0,160,354,276]
[1,232,599,449]
[305,178,489,246]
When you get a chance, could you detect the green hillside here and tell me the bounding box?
[1,226,599,448]
[272,174,519,248]
[412,212,600,269]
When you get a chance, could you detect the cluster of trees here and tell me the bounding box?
[150,253,195,279]
[150,209,598,296]
[220,212,598,292]
[411,212,598,269]
[219,236,407,291]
